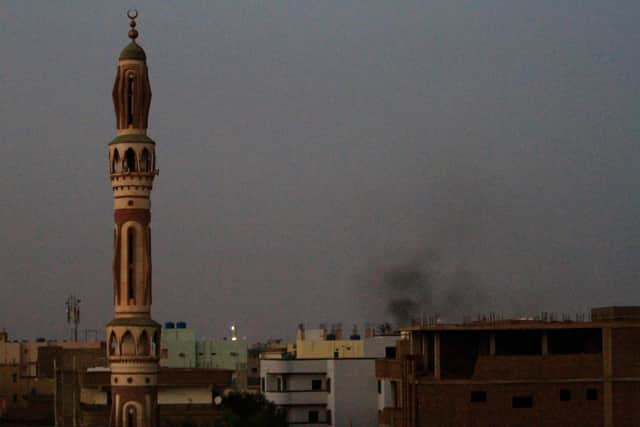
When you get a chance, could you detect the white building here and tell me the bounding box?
[261,335,399,426]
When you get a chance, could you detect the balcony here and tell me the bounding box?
[264,390,327,406]
[376,359,402,380]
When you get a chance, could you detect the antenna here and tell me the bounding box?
[66,294,81,341]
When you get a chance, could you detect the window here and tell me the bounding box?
[377,380,381,394]
[311,379,322,391]
[13,394,17,403]
[385,346,397,359]
[109,332,117,356]
[261,377,265,393]
[586,388,598,401]
[137,331,150,355]
[470,391,487,403]
[140,148,150,172]
[12,373,17,383]
[333,350,339,359]
[326,378,331,393]
[112,149,121,173]
[560,389,571,401]
[277,377,282,392]
[327,409,332,425]
[308,411,319,423]
[512,396,533,408]
[124,148,137,172]
[251,367,258,374]
[127,74,135,126]
[127,228,135,302]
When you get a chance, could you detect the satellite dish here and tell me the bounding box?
[214,396,223,405]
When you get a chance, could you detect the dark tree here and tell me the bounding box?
[213,392,287,427]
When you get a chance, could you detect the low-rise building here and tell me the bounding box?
[0,331,102,424]
[376,306,640,427]
[261,326,399,426]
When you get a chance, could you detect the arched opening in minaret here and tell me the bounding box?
[112,149,121,173]
[109,332,118,356]
[127,227,136,303]
[138,330,150,356]
[140,148,150,172]
[152,331,159,357]
[124,148,137,172]
[125,405,137,427]
[120,331,135,356]
[127,73,135,127]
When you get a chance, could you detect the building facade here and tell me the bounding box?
[104,13,162,427]
[0,332,103,423]
[261,331,399,426]
[376,306,640,427]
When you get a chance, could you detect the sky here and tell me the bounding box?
[0,1,639,342]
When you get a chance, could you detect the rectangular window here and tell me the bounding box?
[560,389,571,401]
[586,388,598,401]
[512,396,533,408]
[470,391,487,403]
[327,409,332,425]
[385,346,397,359]
[308,410,319,423]
[377,380,382,394]
[12,373,17,383]
[326,378,331,393]
[312,379,322,390]
[260,377,265,393]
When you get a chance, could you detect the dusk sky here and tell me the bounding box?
[1,1,639,342]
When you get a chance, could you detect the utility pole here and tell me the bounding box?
[65,295,81,342]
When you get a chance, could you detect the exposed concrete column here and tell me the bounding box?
[422,333,429,373]
[542,331,549,356]
[434,332,441,380]
[489,332,496,356]
[603,327,613,427]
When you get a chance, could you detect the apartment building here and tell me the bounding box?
[376,306,640,427]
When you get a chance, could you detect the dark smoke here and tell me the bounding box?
[374,254,488,328]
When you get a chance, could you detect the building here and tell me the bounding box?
[261,327,399,426]
[104,12,162,427]
[161,323,196,368]
[295,324,398,359]
[160,322,248,371]
[376,306,640,427]
[78,367,232,426]
[0,331,102,423]
[160,322,248,391]
[247,339,292,392]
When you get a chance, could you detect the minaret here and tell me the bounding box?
[106,11,160,427]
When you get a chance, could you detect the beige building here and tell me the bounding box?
[0,331,102,423]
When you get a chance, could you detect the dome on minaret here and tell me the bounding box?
[118,9,146,61]
[119,41,146,61]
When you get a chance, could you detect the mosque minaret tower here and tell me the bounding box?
[106,11,160,427]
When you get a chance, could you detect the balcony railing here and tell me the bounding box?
[264,390,327,406]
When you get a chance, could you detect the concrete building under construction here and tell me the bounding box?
[376,306,640,427]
